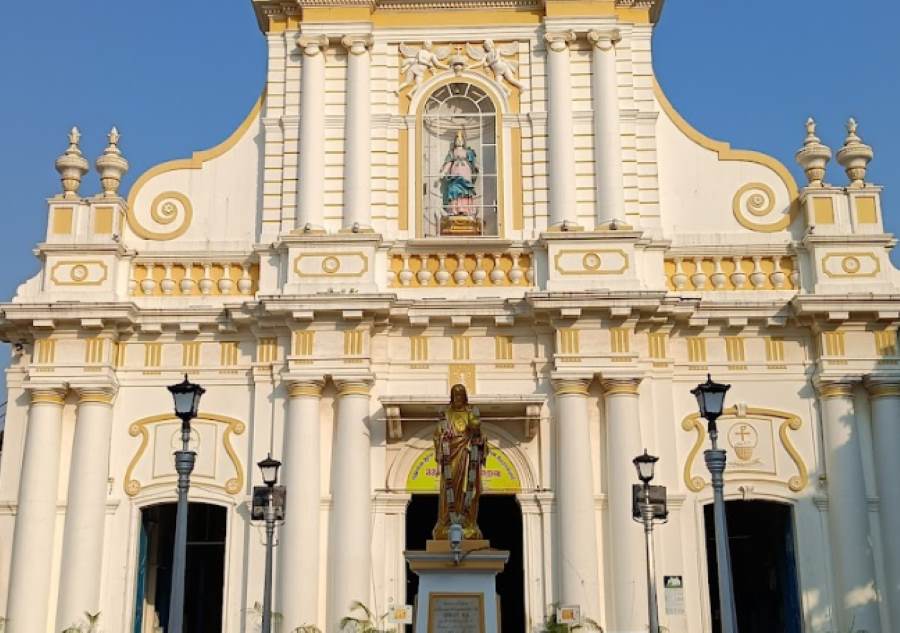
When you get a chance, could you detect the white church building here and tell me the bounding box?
[1,0,899,632]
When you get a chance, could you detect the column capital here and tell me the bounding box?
[553,378,591,396]
[28,387,67,406]
[297,34,329,56]
[335,379,373,397]
[864,377,900,399]
[287,380,324,399]
[815,379,856,400]
[587,28,621,51]
[341,33,374,55]
[543,30,576,53]
[601,377,641,396]
[75,386,117,405]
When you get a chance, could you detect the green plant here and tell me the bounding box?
[61,611,101,633]
[339,601,390,633]
[539,604,603,633]
[292,626,322,633]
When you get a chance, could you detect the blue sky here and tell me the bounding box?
[0,1,897,397]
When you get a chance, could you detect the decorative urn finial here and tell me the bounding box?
[836,117,873,188]
[794,117,831,187]
[54,126,90,198]
[95,126,129,197]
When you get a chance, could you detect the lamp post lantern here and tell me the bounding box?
[632,449,664,633]
[691,375,738,633]
[166,375,205,633]
[257,454,282,633]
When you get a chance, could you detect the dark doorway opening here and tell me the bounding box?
[132,503,227,633]
[405,494,525,632]
[704,500,802,633]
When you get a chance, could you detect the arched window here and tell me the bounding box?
[421,82,498,237]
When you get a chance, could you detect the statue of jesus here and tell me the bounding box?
[433,383,486,540]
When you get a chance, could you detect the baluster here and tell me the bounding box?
[180,263,196,295]
[140,263,156,295]
[199,263,214,295]
[730,256,747,289]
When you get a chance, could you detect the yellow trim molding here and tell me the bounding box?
[601,379,640,396]
[126,91,265,240]
[287,382,323,398]
[866,382,900,399]
[125,412,246,496]
[818,381,854,399]
[30,388,66,405]
[76,388,116,405]
[553,379,590,396]
[653,78,799,232]
[336,381,372,397]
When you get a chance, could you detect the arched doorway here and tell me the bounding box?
[703,500,802,633]
[132,502,227,633]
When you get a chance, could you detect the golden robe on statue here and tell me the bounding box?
[433,384,486,540]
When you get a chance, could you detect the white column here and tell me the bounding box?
[553,379,601,620]
[341,34,374,233]
[278,381,324,631]
[543,30,580,231]
[602,378,646,633]
[327,380,373,631]
[818,381,881,633]
[6,388,67,633]
[867,379,900,630]
[587,29,625,228]
[55,387,116,632]
[297,34,329,233]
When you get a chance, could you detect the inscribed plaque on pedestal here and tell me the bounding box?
[427,593,484,633]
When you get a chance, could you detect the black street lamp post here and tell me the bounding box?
[632,449,664,633]
[166,375,205,633]
[691,375,738,633]
[255,454,283,633]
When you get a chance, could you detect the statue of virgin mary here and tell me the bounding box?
[440,130,478,217]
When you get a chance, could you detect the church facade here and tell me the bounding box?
[1,1,899,632]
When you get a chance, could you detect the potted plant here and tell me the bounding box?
[339,601,391,633]
[539,604,603,633]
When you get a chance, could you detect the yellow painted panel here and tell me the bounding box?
[52,207,73,235]
[94,206,114,234]
[406,447,521,493]
[856,196,878,224]
[813,198,835,225]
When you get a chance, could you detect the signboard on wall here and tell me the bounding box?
[406,447,521,492]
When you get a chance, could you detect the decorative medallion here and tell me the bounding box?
[822,252,880,278]
[50,260,109,286]
[682,406,808,493]
[554,249,628,276]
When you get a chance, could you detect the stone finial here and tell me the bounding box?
[54,126,90,198]
[794,117,832,187]
[95,126,129,197]
[836,117,874,187]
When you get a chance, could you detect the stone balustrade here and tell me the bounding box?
[665,254,799,291]
[387,250,534,288]
[129,261,259,297]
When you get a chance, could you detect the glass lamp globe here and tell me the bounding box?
[633,449,659,484]
[167,374,206,420]
[258,454,282,487]
[690,374,731,422]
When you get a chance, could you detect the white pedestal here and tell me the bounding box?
[406,541,509,633]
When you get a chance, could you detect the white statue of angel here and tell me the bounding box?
[467,40,523,93]
[398,40,451,94]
